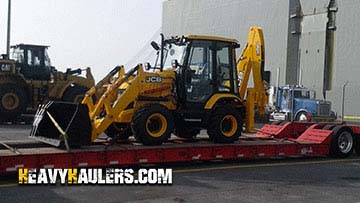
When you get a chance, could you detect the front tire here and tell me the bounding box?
[131,104,174,145]
[207,106,242,143]
[0,83,27,120]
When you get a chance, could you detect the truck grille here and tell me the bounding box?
[319,103,331,116]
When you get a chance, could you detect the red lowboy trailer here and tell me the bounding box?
[0,122,359,175]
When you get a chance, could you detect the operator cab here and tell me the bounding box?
[10,44,55,80]
[149,35,240,110]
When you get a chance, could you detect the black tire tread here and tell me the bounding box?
[207,106,242,143]
[329,126,353,158]
[0,83,27,120]
[131,104,174,145]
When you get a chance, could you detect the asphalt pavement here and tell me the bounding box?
[0,124,32,142]
[0,124,360,202]
[0,158,359,203]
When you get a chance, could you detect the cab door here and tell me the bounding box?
[183,40,214,108]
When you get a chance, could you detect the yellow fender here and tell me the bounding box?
[204,93,242,110]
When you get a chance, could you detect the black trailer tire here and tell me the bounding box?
[105,123,132,141]
[207,106,242,143]
[131,104,174,146]
[62,85,88,103]
[0,83,27,120]
[329,126,354,158]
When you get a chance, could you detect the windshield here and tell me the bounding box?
[154,42,186,70]
[293,89,314,99]
[10,47,24,63]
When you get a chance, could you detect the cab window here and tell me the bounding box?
[185,40,213,103]
[216,45,231,92]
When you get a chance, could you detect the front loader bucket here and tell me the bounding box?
[30,101,92,147]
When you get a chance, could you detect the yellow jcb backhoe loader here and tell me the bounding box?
[30,27,269,147]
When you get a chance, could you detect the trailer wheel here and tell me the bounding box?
[330,126,354,158]
[105,123,132,141]
[0,83,27,120]
[207,106,242,143]
[63,85,88,103]
[132,104,174,145]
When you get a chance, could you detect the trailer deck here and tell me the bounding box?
[0,122,359,175]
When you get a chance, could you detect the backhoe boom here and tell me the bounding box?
[237,27,268,131]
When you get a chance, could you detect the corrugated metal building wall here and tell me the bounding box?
[162,0,360,119]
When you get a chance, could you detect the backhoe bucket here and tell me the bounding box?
[30,101,92,147]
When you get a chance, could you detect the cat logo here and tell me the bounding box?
[146,76,162,83]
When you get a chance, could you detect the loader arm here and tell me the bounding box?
[237,27,269,132]
[84,65,142,141]
[81,65,124,111]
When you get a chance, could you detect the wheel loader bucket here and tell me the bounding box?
[30,101,92,147]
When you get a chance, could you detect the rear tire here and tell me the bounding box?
[207,106,242,143]
[105,123,132,141]
[330,126,354,158]
[0,83,27,120]
[131,104,174,145]
[62,85,88,103]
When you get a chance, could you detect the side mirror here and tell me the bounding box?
[151,41,160,51]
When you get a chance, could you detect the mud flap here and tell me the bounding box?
[30,101,92,147]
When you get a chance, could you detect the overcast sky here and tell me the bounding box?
[0,0,163,81]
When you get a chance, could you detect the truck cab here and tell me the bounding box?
[272,86,335,121]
